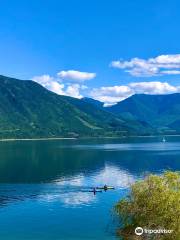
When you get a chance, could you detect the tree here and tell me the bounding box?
[114,171,180,240]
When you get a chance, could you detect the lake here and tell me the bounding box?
[0,137,180,240]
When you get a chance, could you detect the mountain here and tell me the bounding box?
[0,75,150,138]
[107,93,180,134]
[82,97,104,108]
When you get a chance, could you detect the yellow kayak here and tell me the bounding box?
[96,186,115,190]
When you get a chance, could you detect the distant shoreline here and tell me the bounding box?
[0,137,76,142]
[0,134,180,142]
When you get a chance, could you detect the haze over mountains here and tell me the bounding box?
[0,75,179,139]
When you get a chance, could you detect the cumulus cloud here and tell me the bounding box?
[32,74,65,95]
[90,82,180,106]
[91,85,133,106]
[58,70,96,82]
[32,74,84,99]
[111,54,180,77]
[160,70,180,75]
[129,81,178,94]
[32,69,95,98]
[65,84,83,98]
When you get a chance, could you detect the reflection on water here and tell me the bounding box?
[0,138,180,183]
[70,142,180,151]
[0,137,180,239]
[54,165,135,188]
[0,165,135,208]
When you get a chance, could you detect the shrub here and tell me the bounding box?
[114,171,180,240]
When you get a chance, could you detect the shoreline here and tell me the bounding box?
[0,137,76,142]
[0,134,180,142]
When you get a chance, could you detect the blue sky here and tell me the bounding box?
[1,0,180,105]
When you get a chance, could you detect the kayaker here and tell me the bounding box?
[93,187,96,195]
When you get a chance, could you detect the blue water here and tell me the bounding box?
[0,137,180,239]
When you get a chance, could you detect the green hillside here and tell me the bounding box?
[82,97,104,108]
[0,75,150,138]
[107,93,180,134]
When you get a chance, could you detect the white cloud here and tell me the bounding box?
[65,84,83,98]
[154,54,180,64]
[32,66,180,106]
[32,75,65,95]
[91,85,133,106]
[160,70,180,75]
[111,54,180,77]
[58,70,96,82]
[129,81,178,95]
[90,82,180,106]
[32,75,83,99]
[32,74,53,84]
[32,69,95,98]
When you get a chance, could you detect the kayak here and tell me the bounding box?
[88,190,102,193]
[96,186,115,190]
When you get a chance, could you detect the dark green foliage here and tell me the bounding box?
[82,97,104,108]
[0,75,149,138]
[114,171,180,240]
[107,93,180,134]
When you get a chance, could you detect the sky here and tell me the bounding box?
[1,0,180,105]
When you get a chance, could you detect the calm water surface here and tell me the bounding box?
[0,137,180,239]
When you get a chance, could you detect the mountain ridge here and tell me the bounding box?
[1,75,179,138]
[107,93,180,134]
[0,75,151,138]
